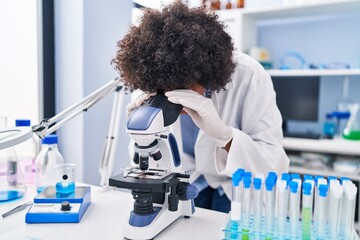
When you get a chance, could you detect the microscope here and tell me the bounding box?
[109,93,198,240]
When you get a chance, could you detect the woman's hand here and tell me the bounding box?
[166,89,233,148]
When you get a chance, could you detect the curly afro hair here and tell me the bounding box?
[112,2,236,93]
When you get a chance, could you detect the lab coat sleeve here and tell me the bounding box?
[214,70,290,177]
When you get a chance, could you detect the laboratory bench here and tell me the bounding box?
[0,183,227,240]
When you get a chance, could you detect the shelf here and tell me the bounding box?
[267,69,360,77]
[289,166,360,181]
[283,137,360,155]
[220,0,360,20]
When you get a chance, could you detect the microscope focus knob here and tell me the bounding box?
[133,152,139,164]
[61,201,71,211]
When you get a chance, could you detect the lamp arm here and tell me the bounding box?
[32,77,123,139]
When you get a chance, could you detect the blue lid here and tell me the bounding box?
[15,119,31,127]
[326,112,333,119]
[236,169,245,180]
[318,184,328,197]
[268,172,277,182]
[243,176,251,189]
[304,175,313,181]
[253,178,262,190]
[303,182,312,195]
[232,172,240,187]
[244,172,252,179]
[333,111,350,119]
[328,176,337,181]
[289,181,298,194]
[265,177,274,191]
[42,134,58,144]
[291,174,300,179]
[340,177,351,184]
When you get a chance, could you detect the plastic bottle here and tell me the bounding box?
[333,111,350,139]
[322,113,335,139]
[13,119,39,184]
[35,134,64,193]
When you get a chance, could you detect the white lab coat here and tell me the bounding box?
[129,52,290,200]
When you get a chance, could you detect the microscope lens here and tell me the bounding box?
[151,150,162,161]
[139,156,149,170]
[133,152,139,164]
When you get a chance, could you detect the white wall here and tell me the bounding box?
[54,0,132,184]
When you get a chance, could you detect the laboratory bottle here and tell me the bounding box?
[225,0,232,9]
[35,134,64,193]
[333,111,350,139]
[13,119,39,184]
[0,116,27,202]
[343,103,360,140]
[322,113,335,139]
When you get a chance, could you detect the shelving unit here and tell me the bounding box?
[267,69,360,77]
[283,137,360,156]
[217,0,360,53]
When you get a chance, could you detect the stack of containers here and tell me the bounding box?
[222,169,358,240]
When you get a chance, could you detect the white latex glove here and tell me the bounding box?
[165,89,233,148]
[126,92,156,118]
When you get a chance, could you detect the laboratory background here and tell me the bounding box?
[1,0,360,239]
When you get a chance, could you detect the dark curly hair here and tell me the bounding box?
[112,2,236,93]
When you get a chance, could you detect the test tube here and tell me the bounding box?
[276,180,288,238]
[265,176,275,238]
[328,181,343,238]
[253,178,263,234]
[341,182,357,239]
[302,182,313,239]
[313,178,327,224]
[314,184,328,239]
[242,175,252,237]
[226,172,242,239]
[289,181,300,238]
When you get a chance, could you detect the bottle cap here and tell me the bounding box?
[303,182,312,195]
[333,111,350,119]
[326,112,333,119]
[42,134,58,145]
[15,119,31,127]
[291,173,300,179]
[232,172,241,187]
[318,184,328,197]
[243,175,251,189]
[265,177,275,191]
[289,181,298,194]
[303,175,313,181]
[253,178,262,190]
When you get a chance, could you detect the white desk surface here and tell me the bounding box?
[0,184,227,240]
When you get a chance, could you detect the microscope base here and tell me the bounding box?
[123,200,194,240]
